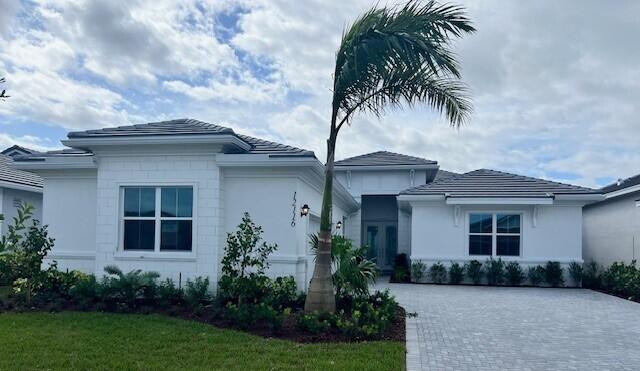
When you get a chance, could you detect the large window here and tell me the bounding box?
[468,213,521,257]
[122,186,193,252]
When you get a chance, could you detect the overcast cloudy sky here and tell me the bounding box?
[0,0,638,187]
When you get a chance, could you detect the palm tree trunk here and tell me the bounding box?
[304,123,338,313]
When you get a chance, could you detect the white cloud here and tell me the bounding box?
[1,0,639,187]
[0,132,60,152]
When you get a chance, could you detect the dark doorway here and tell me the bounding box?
[361,195,398,271]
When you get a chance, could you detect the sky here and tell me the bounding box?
[0,0,638,188]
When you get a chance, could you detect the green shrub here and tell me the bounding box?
[184,276,211,309]
[265,276,303,309]
[296,312,333,334]
[448,262,464,284]
[543,261,564,287]
[70,273,101,307]
[527,265,544,286]
[582,261,601,289]
[310,234,377,295]
[225,302,285,330]
[465,260,483,285]
[504,261,524,286]
[391,253,410,283]
[334,290,397,337]
[101,265,160,309]
[568,261,583,287]
[219,213,278,305]
[157,278,183,305]
[485,258,504,285]
[601,261,640,300]
[411,261,426,283]
[429,262,447,283]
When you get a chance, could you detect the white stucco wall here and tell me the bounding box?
[409,201,584,266]
[583,192,640,265]
[41,170,97,273]
[0,187,43,236]
[335,169,428,197]
[91,151,221,286]
[222,167,351,290]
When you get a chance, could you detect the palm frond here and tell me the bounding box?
[333,0,474,128]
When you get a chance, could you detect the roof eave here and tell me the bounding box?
[0,180,43,193]
[61,134,252,152]
[334,164,439,171]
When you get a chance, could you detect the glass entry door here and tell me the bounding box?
[364,222,398,271]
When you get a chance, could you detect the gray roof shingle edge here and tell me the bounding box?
[0,155,43,188]
[21,119,315,159]
[401,168,599,197]
[600,173,640,194]
[335,151,437,167]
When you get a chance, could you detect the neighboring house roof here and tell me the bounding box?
[26,118,315,159]
[600,173,640,195]
[1,145,39,158]
[0,154,43,189]
[433,169,458,181]
[401,169,599,198]
[335,151,437,167]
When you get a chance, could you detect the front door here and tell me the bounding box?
[364,222,398,271]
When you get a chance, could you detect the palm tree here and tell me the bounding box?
[304,0,475,312]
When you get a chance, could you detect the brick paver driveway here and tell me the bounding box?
[377,283,640,371]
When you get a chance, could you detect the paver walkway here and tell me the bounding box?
[376,282,640,371]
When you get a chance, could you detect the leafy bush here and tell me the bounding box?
[101,265,160,309]
[218,213,277,305]
[601,261,640,300]
[296,312,333,334]
[485,258,504,285]
[504,261,524,286]
[310,234,377,296]
[568,261,583,287]
[70,274,101,307]
[582,261,602,289]
[411,261,426,283]
[0,204,55,288]
[465,260,483,285]
[543,261,564,287]
[429,262,447,283]
[334,290,397,337]
[448,262,464,284]
[157,278,183,305]
[265,276,303,310]
[184,276,212,309]
[527,266,544,286]
[391,253,410,283]
[225,302,285,330]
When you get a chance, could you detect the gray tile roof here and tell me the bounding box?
[600,173,640,194]
[0,155,43,188]
[1,145,39,158]
[401,169,598,197]
[433,169,458,181]
[46,118,315,158]
[335,151,437,167]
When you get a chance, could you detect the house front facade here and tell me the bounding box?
[583,174,640,266]
[13,119,603,288]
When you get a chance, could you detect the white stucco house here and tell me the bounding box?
[13,119,603,288]
[0,145,43,235]
[583,174,640,266]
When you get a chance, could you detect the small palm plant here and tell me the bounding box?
[306,0,475,312]
[102,265,160,308]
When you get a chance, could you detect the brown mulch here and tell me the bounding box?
[0,298,406,344]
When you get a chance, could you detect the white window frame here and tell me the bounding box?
[118,184,197,255]
[466,211,523,258]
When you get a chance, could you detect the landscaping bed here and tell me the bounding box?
[0,311,404,371]
[1,207,404,346]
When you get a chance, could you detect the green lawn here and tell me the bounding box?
[0,312,404,370]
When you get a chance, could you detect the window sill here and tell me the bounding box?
[114,252,197,262]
